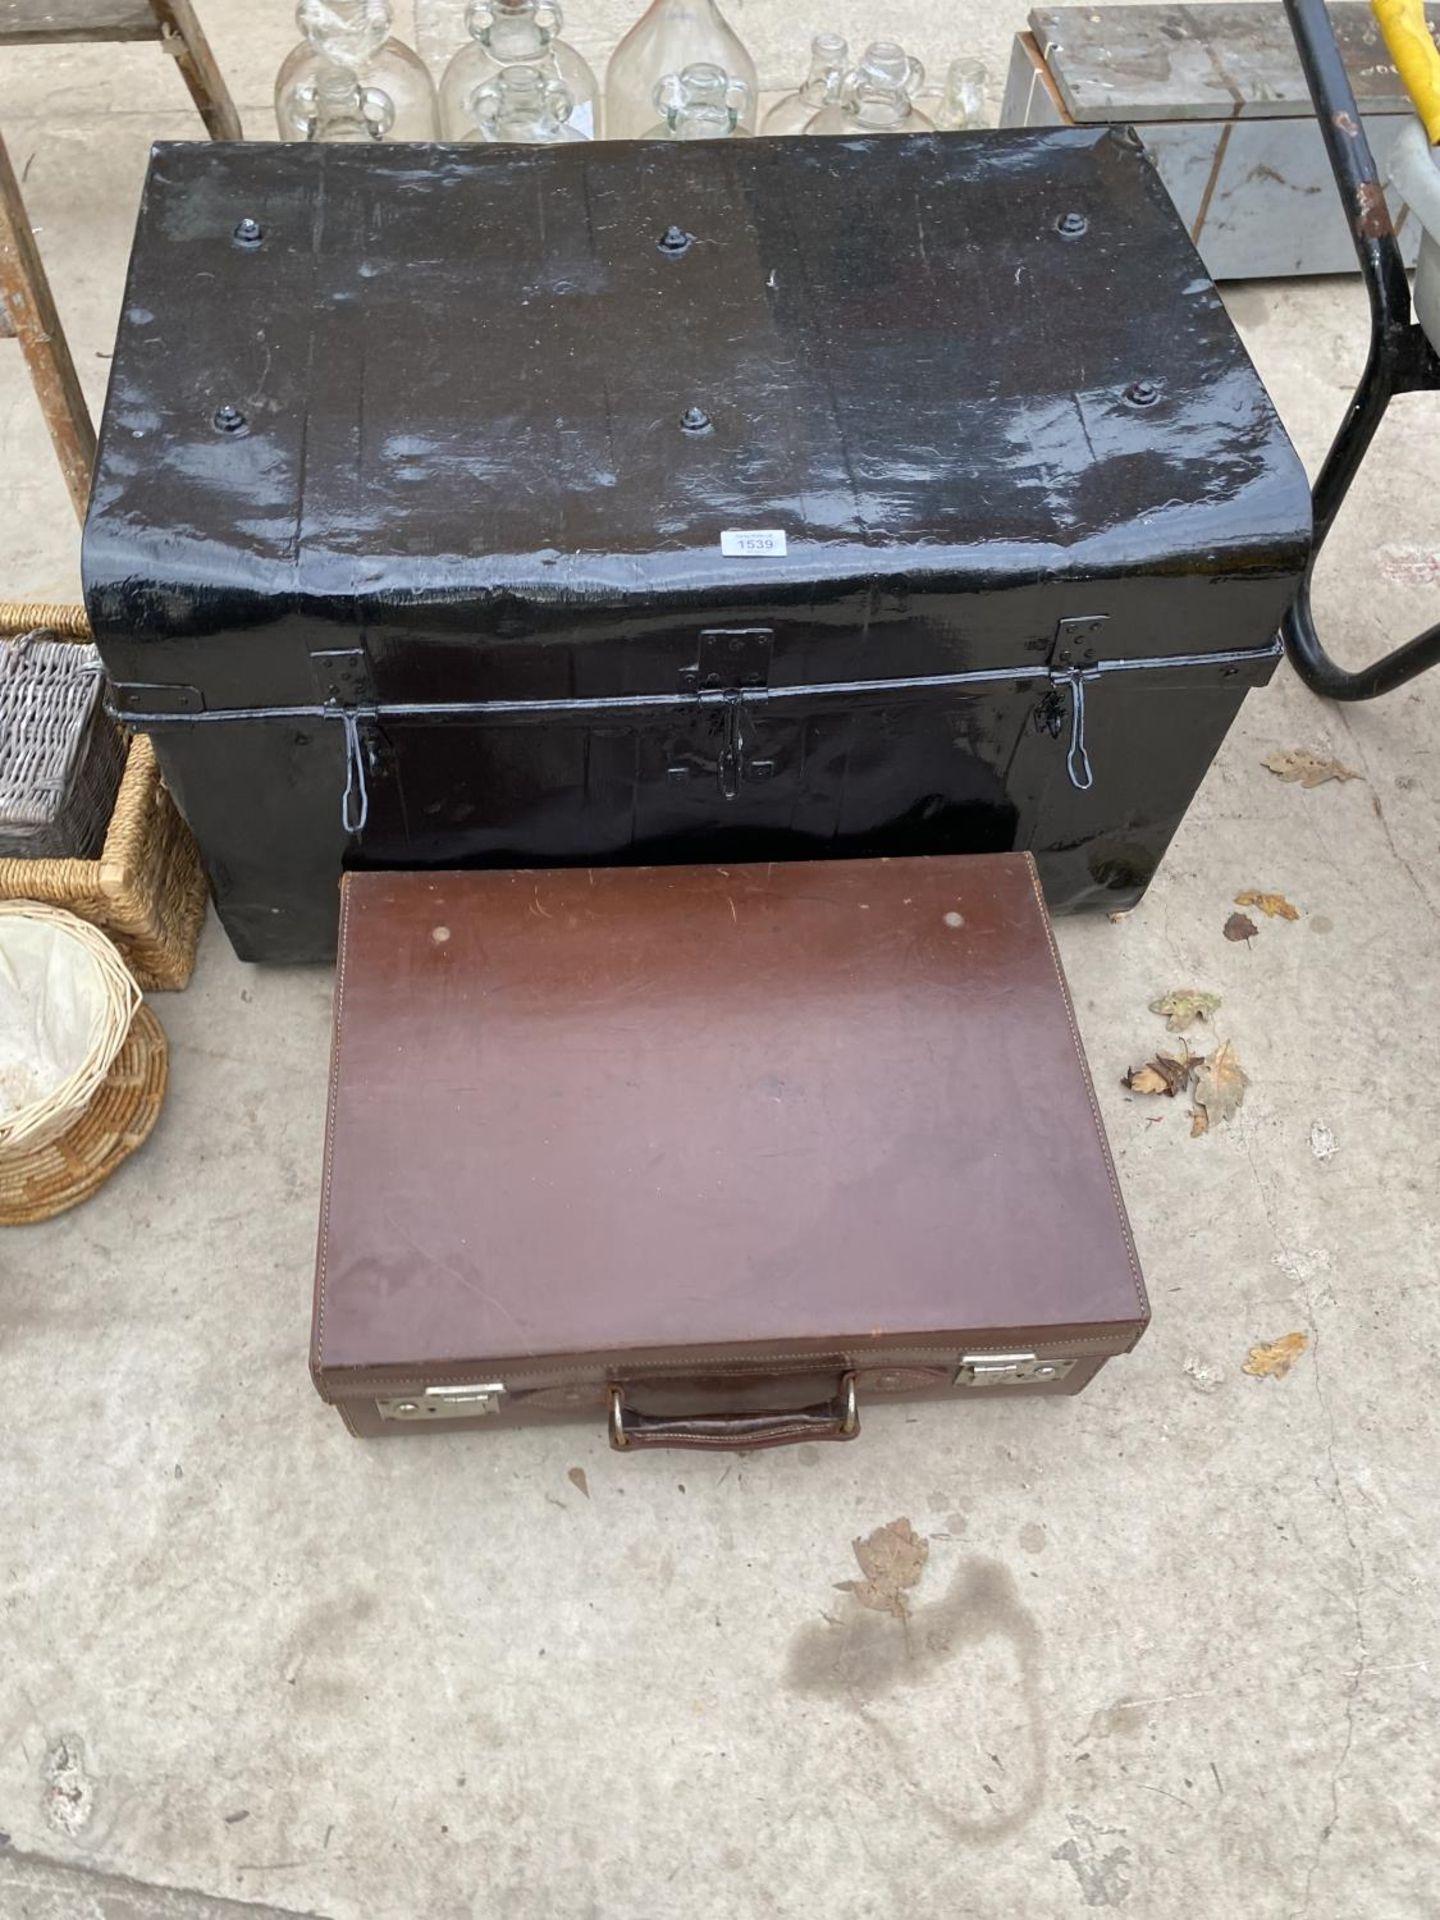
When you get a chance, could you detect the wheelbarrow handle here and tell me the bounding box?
[1280,0,1440,700]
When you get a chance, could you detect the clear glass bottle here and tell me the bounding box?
[605,0,757,140]
[307,60,399,139]
[275,0,438,140]
[933,55,988,130]
[439,1,599,141]
[803,40,933,135]
[642,60,749,138]
[762,32,846,136]
[465,62,589,141]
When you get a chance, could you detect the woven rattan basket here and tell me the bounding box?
[0,901,143,1158]
[0,629,128,859]
[0,1002,167,1225]
[0,604,206,990]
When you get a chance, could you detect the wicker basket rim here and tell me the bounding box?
[0,901,142,1154]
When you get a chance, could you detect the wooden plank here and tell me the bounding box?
[1030,2,1440,122]
[0,127,94,520]
[151,0,243,140]
[0,0,159,44]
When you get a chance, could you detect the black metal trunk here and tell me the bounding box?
[82,130,1311,964]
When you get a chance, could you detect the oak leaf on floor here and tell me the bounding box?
[1235,889,1299,921]
[1123,1048,1202,1098]
[836,1517,929,1618]
[1149,989,1221,1033]
[1189,1040,1248,1135]
[1262,749,1360,788]
[1242,1332,1308,1379]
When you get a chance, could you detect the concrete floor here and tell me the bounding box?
[2,4,1440,1917]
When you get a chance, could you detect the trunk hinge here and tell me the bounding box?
[679,628,774,799]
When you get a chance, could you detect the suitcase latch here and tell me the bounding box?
[954,1353,1076,1387]
[376,1382,507,1421]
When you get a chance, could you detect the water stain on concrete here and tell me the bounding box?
[1019,1522,1047,1554]
[785,1554,1045,1843]
[1081,1700,1150,1742]
[1224,285,1271,330]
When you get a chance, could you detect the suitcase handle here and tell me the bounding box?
[608,1373,859,1452]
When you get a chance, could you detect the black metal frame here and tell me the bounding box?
[1283,0,1440,698]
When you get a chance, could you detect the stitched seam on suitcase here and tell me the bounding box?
[315,876,352,1372]
[1025,856,1149,1320]
[335,1336,1131,1388]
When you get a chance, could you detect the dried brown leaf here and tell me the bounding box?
[1190,1107,1209,1137]
[836,1517,929,1618]
[1242,1332,1308,1379]
[1123,1048,1201,1098]
[1235,889,1299,922]
[1149,989,1222,1033]
[1262,749,1361,789]
[1223,911,1258,944]
[567,1466,590,1499]
[1191,1040,1248,1131]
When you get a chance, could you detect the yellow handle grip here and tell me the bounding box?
[1373,0,1440,142]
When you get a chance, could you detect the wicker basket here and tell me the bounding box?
[0,902,142,1158]
[0,604,207,990]
[0,630,129,859]
[0,1002,167,1225]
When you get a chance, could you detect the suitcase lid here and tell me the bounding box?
[84,131,1309,713]
[312,854,1148,1391]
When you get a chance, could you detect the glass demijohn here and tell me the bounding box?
[439,0,599,141]
[275,0,438,140]
[308,61,398,139]
[761,33,847,136]
[934,56,989,131]
[803,40,933,135]
[605,0,758,139]
[466,63,588,141]
[643,60,749,138]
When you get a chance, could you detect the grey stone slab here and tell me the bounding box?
[1032,2,1437,120]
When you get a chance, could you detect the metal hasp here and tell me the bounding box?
[376,1382,506,1421]
[677,628,773,797]
[1281,0,1440,699]
[955,1352,1078,1386]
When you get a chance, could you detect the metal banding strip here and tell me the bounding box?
[107,638,1282,825]
[107,638,1283,731]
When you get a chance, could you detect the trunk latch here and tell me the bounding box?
[679,628,774,799]
[1038,616,1108,793]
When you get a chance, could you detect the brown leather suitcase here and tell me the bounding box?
[311,854,1149,1445]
